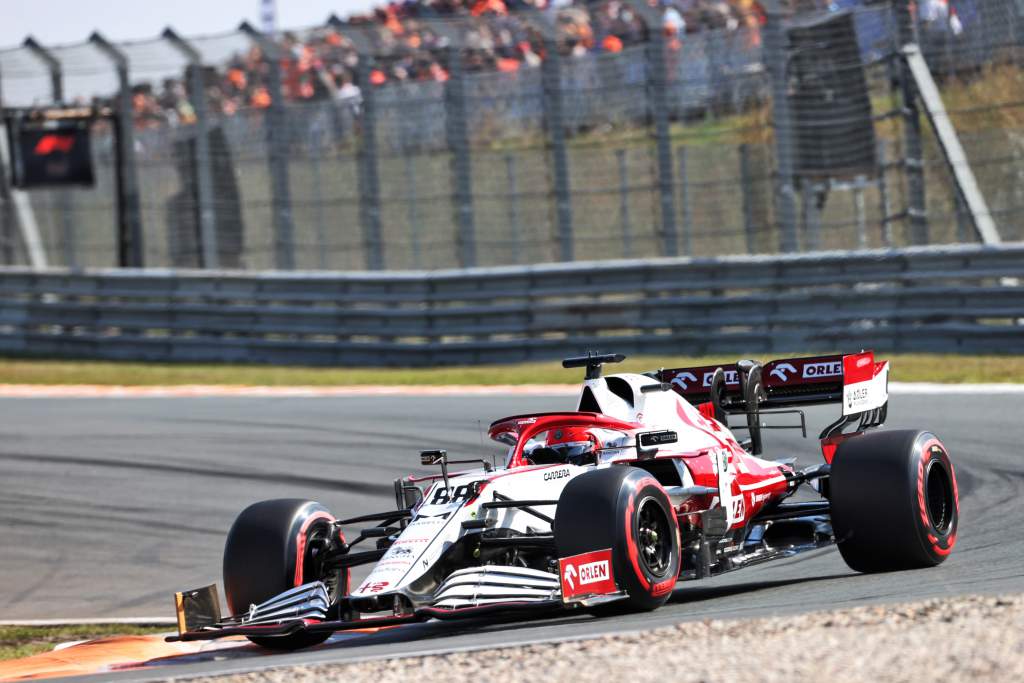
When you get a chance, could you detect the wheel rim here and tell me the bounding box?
[303,522,342,601]
[635,496,672,577]
[925,460,954,534]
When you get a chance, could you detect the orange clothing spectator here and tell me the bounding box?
[430,63,449,82]
[496,57,520,72]
[383,8,404,35]
[601,34,623,53]
[471,0,508,16]
[251,87,272,108]
[227,68,247,91]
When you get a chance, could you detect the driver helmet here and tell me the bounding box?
[544,426,602,465]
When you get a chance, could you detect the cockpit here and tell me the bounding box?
[488,413,638,469]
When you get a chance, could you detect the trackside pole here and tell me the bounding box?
[91,31,144,267]
[901,44,1000,245]
[24,37,75,267]
[163,28,220,269]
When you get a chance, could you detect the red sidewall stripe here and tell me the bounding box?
[623,476,675,594]
[293,510,336,588]
[916,438,958,557]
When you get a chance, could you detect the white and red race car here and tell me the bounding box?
[171,351,959,649]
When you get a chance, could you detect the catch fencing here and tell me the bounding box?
[0,0,1021,272]
[1,243,1022,366]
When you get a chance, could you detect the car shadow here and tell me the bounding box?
[149,569,864,672]
[666,571,856,605]
[304,570,860,652]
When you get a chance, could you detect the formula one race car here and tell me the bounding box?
[170,351,959,649]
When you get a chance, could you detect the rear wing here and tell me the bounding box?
[657,351,889,418]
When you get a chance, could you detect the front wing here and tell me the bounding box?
[170,554,630,644]
[168,592,564,643]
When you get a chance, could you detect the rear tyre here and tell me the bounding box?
[555,467,680,611]
[223,498,347,650]
[831,430,959,573]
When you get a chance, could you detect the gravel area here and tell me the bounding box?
[176,593,1024,683]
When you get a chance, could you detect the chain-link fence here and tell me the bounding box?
[0,0,1021,271]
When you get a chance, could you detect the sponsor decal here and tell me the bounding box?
[702,370,738,387]
[392,537,430,546]
[846,386,869,410]
[543,468,571,482]
[730,496,745,521]
[374,561,412,570]
[416,511,455,521]
[842,359,888,416]
[651,576,676,597]
[559,549,616,601]
[429,483,475,505]
[802,360,842,379]
[356,580,390,594]
[670,371,698,391]
[391,546,414,556]
[364,562,407,573]
[769,362,798,382]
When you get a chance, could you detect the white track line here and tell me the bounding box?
[0,384,578,398]
[889,382,1024,394]
[0,382,1023,398]
[0,617,176,626]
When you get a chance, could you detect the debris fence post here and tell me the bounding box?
[677,146,693,256]
[444,45,477,268]
[616,148,633,258]
[240,21,295,270]
[762,0,800,253]
[163,28,219,269]
[90,31,144,267]
[533,13,574,262]
[631,1,678,257]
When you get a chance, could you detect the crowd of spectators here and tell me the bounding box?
[130,0,770,127]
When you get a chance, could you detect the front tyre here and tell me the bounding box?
[223,499,347,650]
[831,430,959,573]
[555,467,680,611]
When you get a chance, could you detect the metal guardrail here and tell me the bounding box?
[1,243,1022,366]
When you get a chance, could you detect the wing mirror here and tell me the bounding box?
[636,430,678,460]
[421,449,449,488]
[420,449,447,466]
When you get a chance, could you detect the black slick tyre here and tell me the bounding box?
[555,466,680,611]
[831,430,959,573]
[223,499,346,650]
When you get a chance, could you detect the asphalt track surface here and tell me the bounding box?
[1,390,1022,681]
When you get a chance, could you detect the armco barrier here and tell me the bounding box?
[1,243,1023,366]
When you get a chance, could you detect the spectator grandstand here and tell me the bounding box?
[118,0,768,128]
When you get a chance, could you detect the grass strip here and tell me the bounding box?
[0,354,1022,386]
[0,624,169,661]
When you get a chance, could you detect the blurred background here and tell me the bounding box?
[0,0,1019,272]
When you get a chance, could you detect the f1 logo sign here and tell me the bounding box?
[559,549,616,602]
[34,134,75,155]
